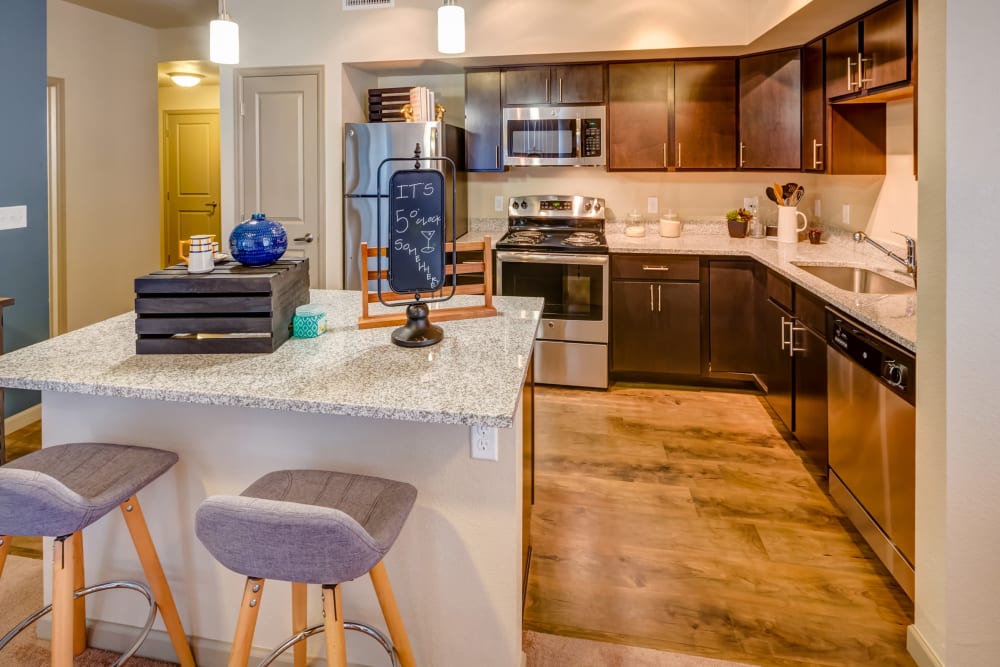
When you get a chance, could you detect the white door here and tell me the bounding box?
[239,70,323,286]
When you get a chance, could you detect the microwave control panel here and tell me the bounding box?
[582,119,602,157]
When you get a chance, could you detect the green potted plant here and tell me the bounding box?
[725,208,753,238]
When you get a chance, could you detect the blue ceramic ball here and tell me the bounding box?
[229,213,288,266]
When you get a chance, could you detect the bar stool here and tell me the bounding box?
[195,469,418,667]
[0,442,196,667]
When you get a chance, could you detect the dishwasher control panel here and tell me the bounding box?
[827,309,916,405]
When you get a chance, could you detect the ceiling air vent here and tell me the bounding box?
[343,0,395,9]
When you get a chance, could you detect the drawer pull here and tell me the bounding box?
[642,265,671,271]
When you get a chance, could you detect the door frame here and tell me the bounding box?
[235,65,326,287]
[161,108,221,268]
[47,77,67,336]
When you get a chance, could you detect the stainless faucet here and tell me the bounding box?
[853,231,917,288]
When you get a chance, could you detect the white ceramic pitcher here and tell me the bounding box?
[777,205,808,243]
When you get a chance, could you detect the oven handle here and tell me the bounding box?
[496,251,609,266]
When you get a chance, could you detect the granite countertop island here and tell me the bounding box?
[0,290,543,428]
[0,290,541,667]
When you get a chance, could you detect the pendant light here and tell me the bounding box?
[437,0,465,55]
[210,0,240,65]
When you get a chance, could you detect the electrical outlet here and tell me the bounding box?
[842,204,851,226]
[494,195,504,212]
[647,197,658,214]
[743,197,755,210]
[470,425,499,461]
[814,199,822,218]
[0,205,27,231]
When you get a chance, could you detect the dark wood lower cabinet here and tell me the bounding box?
[612,280,700,375]
[763,297,794,430]
[707,260,757,374]
[792,322,828,470]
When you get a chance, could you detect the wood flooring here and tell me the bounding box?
[3,420,43,559]
[524,383,916,667]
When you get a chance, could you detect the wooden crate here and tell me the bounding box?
[134,259,309,354]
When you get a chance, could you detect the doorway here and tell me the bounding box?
[162,110,221,266]
[47,77,66,336]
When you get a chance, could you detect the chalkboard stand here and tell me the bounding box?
[356,145,497,344]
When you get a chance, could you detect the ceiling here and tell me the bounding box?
[62,0,217,29]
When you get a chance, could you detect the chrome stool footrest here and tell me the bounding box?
[257,620,399,667]
[0,580,158,667]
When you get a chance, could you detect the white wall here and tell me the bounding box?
[909,0,1000,665]
[48,0,160,331]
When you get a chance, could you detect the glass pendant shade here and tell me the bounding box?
[210,16,240,65]
[437,2,465,54]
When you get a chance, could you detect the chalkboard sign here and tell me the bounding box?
[387,168,446,294]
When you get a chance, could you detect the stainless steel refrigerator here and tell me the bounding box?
[343,122,467,290]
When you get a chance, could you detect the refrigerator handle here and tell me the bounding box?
[430,125,438,156]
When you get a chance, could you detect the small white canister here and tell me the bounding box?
[659,214,681,238]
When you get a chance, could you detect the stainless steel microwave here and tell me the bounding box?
[502,106,606,167]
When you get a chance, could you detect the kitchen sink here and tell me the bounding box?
[792,264,915,295]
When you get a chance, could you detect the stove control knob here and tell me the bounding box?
[593,202,601,212]
[584,201,592,211]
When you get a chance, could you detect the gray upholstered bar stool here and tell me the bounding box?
[0,442,196,667]
[195,469,418,667]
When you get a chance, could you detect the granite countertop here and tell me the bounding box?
[607,226,917,352]
[0,291,543,428]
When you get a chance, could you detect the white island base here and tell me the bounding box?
[39,390,525,667]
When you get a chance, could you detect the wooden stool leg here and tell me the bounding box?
[51,533,77,667]
[73,531,87,655]
[0,535,11,580]
[369,561,417,667]
[321,585,347,667]
[291,582,307,667]
[229,578,265,667]
[119,495,196,667]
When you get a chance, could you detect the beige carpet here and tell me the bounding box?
[0,555,176,666]
[523,631,759,667]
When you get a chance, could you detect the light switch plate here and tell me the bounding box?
[815,199,822,218]
[0,205,27,231]
[842,204,851,226]
[494,195,505,212]
[647,197,658,214]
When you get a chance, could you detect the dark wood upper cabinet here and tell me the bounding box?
[674,60,738,170]
[862,0,910,91]
[608,62,672,170]
[826,0,911,101]
[739,50,801,170]
[502,64,605,105]
[825,22,860,100]
[802,39,826,172]
[464,70,504,172]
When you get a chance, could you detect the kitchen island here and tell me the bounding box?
[0,290,542,667]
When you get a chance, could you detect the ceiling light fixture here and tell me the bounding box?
[210,0,240,65]
[168,72,204,88]
[437,0,465,55]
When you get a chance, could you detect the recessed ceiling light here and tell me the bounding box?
[168,72,204,88]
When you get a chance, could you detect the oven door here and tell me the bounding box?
[496,251,609,344]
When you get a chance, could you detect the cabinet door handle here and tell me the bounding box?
[812,140,824,170]
[558,77,563,103]
[545,77,550,103]
[663,143,668,168]
[739,142,746,167]
[859,54,873,87]
[495,144,500,169]
[649,284,654,312]
[790,323,807,355]
[676,143,681,168]
[658,284,662,312]
[847,57,857,90]
[780,316,791,350]
[642,265,671,272]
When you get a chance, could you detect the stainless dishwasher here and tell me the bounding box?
[826,309,916,598]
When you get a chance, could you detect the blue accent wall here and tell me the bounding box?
[0,0,48,417]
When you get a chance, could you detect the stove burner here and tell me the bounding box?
[563,232,602,247]
[505,230,546,246]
